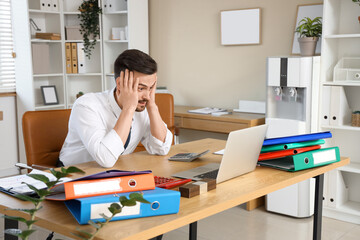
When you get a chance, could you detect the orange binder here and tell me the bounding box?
[70,42,78,73]
[46,172,155,201]
[258,145,321,161]
[65,42,72,73]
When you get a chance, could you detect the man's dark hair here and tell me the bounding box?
[114,49,157,80]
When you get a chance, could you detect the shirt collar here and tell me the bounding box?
[108,87,121,118]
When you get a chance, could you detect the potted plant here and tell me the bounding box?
[78,0,102,59]
[295,17,322,56]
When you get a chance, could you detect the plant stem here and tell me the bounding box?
[88,213,117,240]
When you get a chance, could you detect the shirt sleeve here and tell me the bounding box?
[141,121,173,155]
[71,103,124,168]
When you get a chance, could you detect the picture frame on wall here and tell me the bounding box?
[291,3,323,55]
[40,85,59,105]
[220,8,261,46]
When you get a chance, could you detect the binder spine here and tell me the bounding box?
[70,42,78,73]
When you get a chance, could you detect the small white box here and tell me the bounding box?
[334,57,360,82]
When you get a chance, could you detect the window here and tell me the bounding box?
[0,0,15,93]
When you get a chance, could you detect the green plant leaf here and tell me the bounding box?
[129,193,150,204]
[25,220,38,227]
[119,196,137,207]
[20,229,36,239]
[28,174,49,183]
[10,207,42,215]
[99,213,110,220]
[61,166,85,174]
[46,180,58,188]
[72,232,91,240]
[2,215,28,223]
[14,194,40,204]
[109,203,122,215]
[88,220,101,229]
[21,182,51,198]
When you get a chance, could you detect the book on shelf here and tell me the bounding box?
[35,32,61,40]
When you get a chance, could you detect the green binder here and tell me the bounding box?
[258,147,340,172]
[260,139,325,153]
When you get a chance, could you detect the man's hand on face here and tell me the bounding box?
[146,77,157,109]
[116,69,139,111]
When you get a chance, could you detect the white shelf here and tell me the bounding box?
[321,124,360,131]
[33,73,63,77]
[29,9,60,14]
[325,34,360,39]
[339,162,360,174]
[63,12,80,15]
[31,39,62,43]
[106,73,115,76]
[104,11,128,15]
[66,73,102,76]
[338,201,360,216]
[104,40,129,43]
[65,39,101,43]
[322,81,360,87]
[35,104,65,110]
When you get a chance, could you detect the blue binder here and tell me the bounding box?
[262,131,332,146]
[65,187,180,224]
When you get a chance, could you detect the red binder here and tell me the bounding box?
[258,145,321,161]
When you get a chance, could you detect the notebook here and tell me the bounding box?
[172,124,268,183]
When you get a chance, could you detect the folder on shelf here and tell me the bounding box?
[40,0,47,11]
[262,131,332,146]
[77,43,86,74]
[258,145,321,161]
[46,170,155,201]
[65,187,180,225]
[261,139,325,153]
[258,147,340,171]
[31,43,50,74]
[65,42,72,74]
[329,86,351,126]
[70,42,78,73]
[51,0,59,12]
[321,86,331,126]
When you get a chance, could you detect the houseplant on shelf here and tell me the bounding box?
[78,0,102,59]
[295,16,322,56]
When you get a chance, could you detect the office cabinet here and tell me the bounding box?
[320,0,360,224]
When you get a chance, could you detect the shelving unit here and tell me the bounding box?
[16,0,148,111]
[15,0,149,163]
[320,0,360,224]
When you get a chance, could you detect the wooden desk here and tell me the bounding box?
[175,105,266,211]
[174,105,265,133]
[0,139,349,240]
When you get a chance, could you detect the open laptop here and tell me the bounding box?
[171,124,268,183]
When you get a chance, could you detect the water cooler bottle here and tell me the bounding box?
[265,56,320,217]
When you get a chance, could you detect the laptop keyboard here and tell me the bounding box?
[194,169,219,179]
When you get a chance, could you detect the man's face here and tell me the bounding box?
[133,71,157,112]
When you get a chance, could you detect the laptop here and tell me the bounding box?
[171,124,268,183]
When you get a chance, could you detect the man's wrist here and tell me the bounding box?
[146,102,158,112]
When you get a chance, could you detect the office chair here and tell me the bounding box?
[134,93,175,152]
[22,109,71,169]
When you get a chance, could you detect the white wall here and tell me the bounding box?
[149,0,323,109]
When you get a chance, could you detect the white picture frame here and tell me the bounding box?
[41,85,59,105]
[221,8,261,46]
[291,4,323,55]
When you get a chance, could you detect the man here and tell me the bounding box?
[59,49,173,168]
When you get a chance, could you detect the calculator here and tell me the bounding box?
[168,150,210,162]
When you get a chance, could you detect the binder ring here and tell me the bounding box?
[128,179,137,187]
[151,201,160,210]
[304,157,309,164]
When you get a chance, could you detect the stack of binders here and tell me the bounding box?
[46,170,180,224]
[258,131,340,171]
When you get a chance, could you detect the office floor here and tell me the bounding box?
[1,204,359,240]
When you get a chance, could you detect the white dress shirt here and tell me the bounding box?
[60,88,173,168]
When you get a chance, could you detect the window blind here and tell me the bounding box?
[0,0,15,93]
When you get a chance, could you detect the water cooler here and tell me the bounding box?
[265,56,320,218]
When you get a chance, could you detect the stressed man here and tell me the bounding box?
[59,49,173,167]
